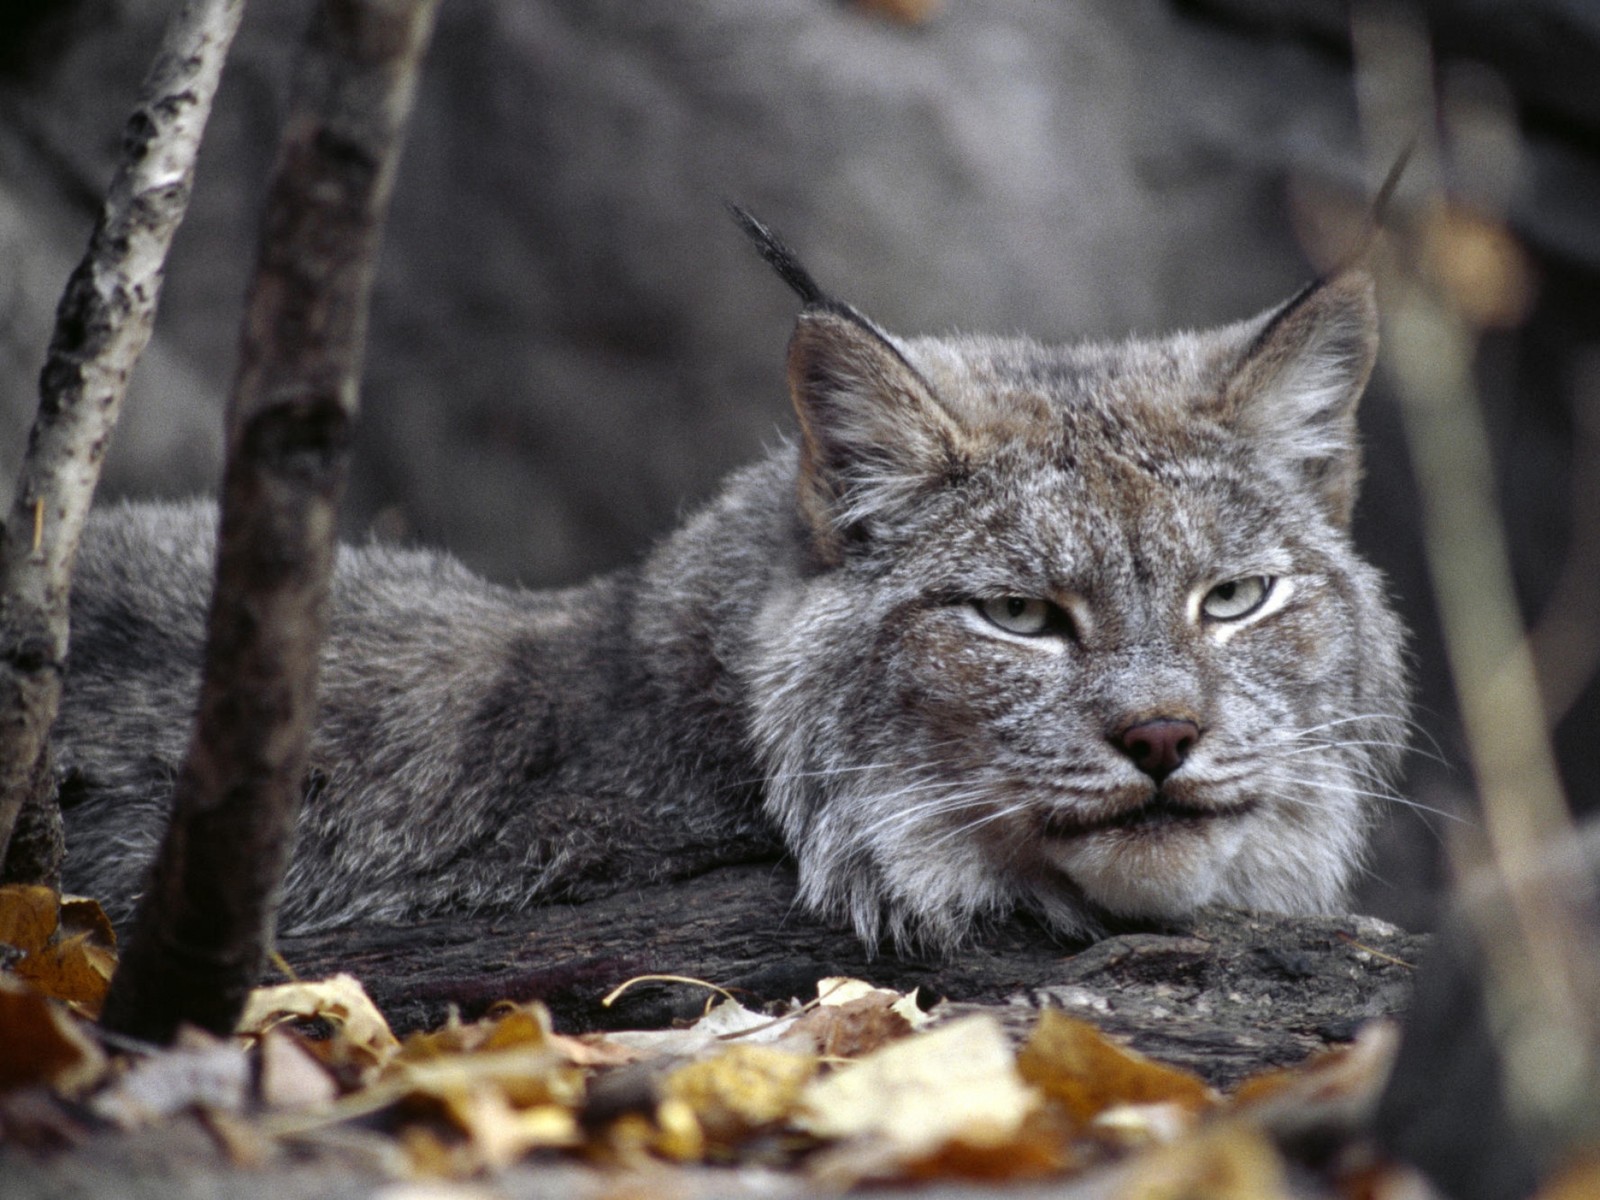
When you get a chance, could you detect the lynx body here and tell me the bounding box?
[59,222,1408,949]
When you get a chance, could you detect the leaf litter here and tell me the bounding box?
[0,884,1552,1195]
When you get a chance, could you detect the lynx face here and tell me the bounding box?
[744,264,1409,950]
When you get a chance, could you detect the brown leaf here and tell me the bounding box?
[1017,1009,1218,1127]
[1229,1020,1399,1131]
[0,884,60,956]
[0,973,106,1094]
[0,887,118,1017]
[15,932,117,1018]
[792,993,914,1059]
[58,894,117,950]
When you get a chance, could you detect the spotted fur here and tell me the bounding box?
[58,236,1408,950]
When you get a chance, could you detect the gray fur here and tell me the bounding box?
[58,265,1408,950]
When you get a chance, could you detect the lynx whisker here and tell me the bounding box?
[1264,774,1467,824]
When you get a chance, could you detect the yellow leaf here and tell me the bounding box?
[434,1087,580,1169]
[15,931,117,1018]
[478,1004,553,1052]
[651,1096,705,1162]
[0,973,105,1094]
[58,894,117,950]
[1017,1009,1217,1127]
[796,1015,1038,1157]
[390,1045,585,1111]
[661,1043,817,1146]
[398,1002,567,1063]
[1089,1100,1201,1150]
[0,888,118,1016]
[238,973,399,1075]
[1115,1121,1290,1200]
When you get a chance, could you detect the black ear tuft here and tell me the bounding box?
[727,203,830,308]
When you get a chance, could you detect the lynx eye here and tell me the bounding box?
[975,596,1057,637]
[1201,576,1274,622]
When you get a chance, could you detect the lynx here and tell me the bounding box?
[58,211,1409,950]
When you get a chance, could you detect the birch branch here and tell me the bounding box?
[0,0,245,883]
[100,0,440,1044]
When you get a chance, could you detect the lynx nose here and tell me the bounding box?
[1113,718,1201,784]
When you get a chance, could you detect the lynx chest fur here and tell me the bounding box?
[59,217,1408,950]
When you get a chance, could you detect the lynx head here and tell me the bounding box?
[734,209,1409,950]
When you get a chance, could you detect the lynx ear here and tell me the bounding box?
[787,309,965,562]
[1221,270,1379,527]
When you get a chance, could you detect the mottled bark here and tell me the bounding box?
[276,864,1425,1090]
[0,0,244,884]
[100,0,440,1044]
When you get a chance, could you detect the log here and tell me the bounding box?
[277,862,1425,1089]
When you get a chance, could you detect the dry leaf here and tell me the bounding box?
[397,1002,556,1062]
[660,1043,817,1148]
[0,973,106,1094]
[558,1032,645,1068]
[1017,1009,1217,1127]
[796,1015,1040,1167]
[792,994,913,1059]
[0,884,58,954]
[0,886,118,1017]
[389,1044,585,1112]
[58,894,117,950]
[1229,1020,1399,1137]
[1091,1100,1203,1149]
[238,973,399,1078]
[91,1027,250,1128]
[1114,1121,1290,1199]
[651,1096,706,1162]
[257,1027,339,1112]
[427,1087,580,1169]
[688,997,791,1041]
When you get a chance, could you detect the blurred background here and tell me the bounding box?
[1,0,1595,932]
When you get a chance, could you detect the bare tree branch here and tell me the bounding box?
[0,0,245,884]
[100,0,440,1045]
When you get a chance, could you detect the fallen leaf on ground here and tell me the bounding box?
[789,977,926,1059]
[1229,1019,1398,1121]
[238,973,400,1079]
[796,1014,1057,1183]
[91,1026,250,1128]
[1018,1008,1218,1128]
[257,1027,340,1112]
[0,972,106,1094]
[0,884,58,955]
[0,886,117,1017]
[660,1042,817,1149]
[1113,1120,1290,1200]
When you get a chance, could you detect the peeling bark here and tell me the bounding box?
[0,0,244,884]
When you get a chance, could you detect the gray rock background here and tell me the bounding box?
[3,0,1597,931]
